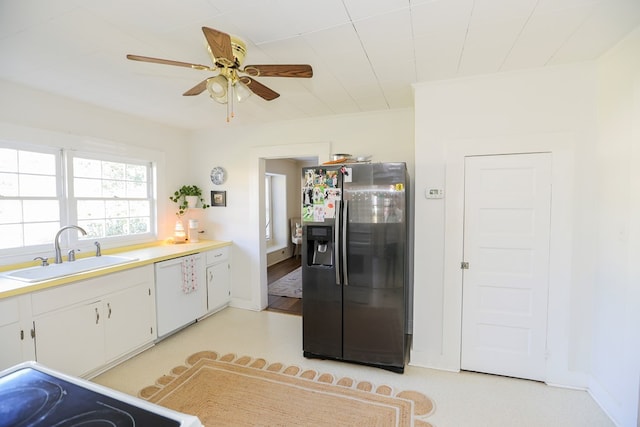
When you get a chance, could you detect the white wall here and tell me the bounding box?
[590,27,640,427]
[412,63,599,387]
[0,80,192,245]
[412,26,640,426]
[188,109,415,310]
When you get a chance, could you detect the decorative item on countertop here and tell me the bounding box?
[188,219,199,243]
[174,219,187,243]
[170,185,210,216]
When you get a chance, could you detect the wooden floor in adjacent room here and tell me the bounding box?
[267,256,302,316]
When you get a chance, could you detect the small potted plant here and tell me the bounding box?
[170,185,210,216]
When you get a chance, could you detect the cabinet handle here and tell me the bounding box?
[95,307,100,324]
[209,271,214,282]
[107,303,112,319]
[20,330,24,340]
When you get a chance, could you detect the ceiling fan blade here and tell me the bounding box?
[202,27,235,66]
[243,64,313,78]
[126,54,213,71]
[240,76,280,101]
[183,79,210,96]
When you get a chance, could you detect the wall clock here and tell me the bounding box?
[210,167,226,185]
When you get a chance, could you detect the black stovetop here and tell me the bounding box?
[0,366,180,427]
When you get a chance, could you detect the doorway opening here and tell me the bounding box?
[264,163,301,315]
[255,148,322,315]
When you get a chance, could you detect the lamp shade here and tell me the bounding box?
[206,75,228,104]
[234,80,252,102]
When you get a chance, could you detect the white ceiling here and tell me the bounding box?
[1,0,638,131]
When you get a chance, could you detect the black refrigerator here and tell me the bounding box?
[301,162,410,373]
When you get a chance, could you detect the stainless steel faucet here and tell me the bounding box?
[54,225,87,264]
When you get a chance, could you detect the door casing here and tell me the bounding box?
[439,133,588,387]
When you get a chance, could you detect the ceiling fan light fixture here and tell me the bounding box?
[127,27,313,123]
[206,75,228,103]
[235,80,252,102]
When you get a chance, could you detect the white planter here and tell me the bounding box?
[185,196,199,208]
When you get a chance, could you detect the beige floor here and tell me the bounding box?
[93,307,613,427]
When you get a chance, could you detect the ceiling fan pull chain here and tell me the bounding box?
[230,77,235,119]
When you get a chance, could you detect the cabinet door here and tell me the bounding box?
[104,282,154,362]
[34,301,104,377]
[207,262,230,312]
[0,323,23,371]
[0,298,24,371]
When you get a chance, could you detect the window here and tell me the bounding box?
[264,172,287,249]
[265,174,273,241]
[0,146,61,250]
[70,155,153,240]
[0,141,155,255]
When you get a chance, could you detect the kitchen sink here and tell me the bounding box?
[2,256,138,283]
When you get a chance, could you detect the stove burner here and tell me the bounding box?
[0,372,65,426]
[51,407,134,426]
[0,367,181,427]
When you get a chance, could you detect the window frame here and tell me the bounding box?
[66,150,156,246]
[0,140,158,262]
[265,174,273,242]
[0,141,63,256]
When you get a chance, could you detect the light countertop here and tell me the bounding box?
[0,239,231,299]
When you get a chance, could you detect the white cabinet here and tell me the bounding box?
[0,296,35,371]
[31,266,155,377]
[205,247,231,313]
[104,283,155,362]
[34,300,104,377]
[155,254,207,338]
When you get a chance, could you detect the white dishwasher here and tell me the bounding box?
[155,254,207,338]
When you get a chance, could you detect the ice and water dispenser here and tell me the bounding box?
[306,226,334,266]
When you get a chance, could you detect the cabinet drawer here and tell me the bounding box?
[206,247,229,264]
[31,265,153,316]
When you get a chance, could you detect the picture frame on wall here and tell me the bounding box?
[211,190,226,207]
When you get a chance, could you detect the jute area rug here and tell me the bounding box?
[268,267,302,299]
[139,351,435,426]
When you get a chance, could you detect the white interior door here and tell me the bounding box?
[461,153,552,381]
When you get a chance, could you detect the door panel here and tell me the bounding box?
[207,262,230,312]
[104,282,153,362]
[461,153,552,381]
[35,301,104,377]
[342,163,407,368]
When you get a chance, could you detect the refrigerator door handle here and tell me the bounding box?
[334,199,342,285]
[342,200,349,286]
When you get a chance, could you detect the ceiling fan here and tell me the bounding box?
[126,26,313,121]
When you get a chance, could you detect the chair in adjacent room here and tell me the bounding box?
[290,217,302,258]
